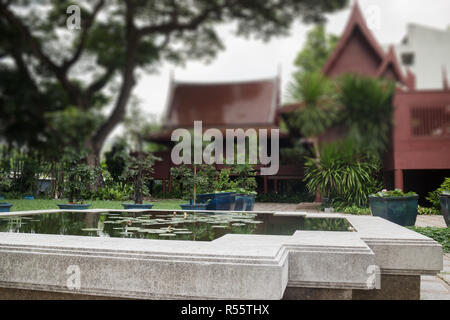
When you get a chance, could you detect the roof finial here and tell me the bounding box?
[443,66,449,90]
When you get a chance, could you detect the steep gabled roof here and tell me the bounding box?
[163,77,280,129]
[376,46,408,86]
[322,1,386,77]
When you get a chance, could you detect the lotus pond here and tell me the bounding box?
[0,211,354,241]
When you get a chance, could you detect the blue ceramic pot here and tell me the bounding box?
[0,203,13,212]
[206,194,236,211]
[122,203,154,210]
[234,195,246,211]
[369,195,418,226]
[180,203,209,211]
[57,204,92,210]
[244,195,255,211]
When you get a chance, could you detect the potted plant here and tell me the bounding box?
[121,150,157,210]
[369,189,419,226]
[0,171,11,201]
[171,165,209,211]
[57,162,94,210]
[440,190,450,227]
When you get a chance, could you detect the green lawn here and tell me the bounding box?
[3,198,185,212]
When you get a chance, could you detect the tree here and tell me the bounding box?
[293,24,339,74]
[0,0,348,167]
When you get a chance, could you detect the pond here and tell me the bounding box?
[0,211,354,241]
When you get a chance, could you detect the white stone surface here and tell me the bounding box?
[0,211,444,299]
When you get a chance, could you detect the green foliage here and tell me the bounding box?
[0,0,347,160]
[336,205,371,215]
[11,156,40,195]
[304,139,382,208]
[293,24,339,74]
[426,177,450,210]
[122,153,158,204]
[170,165,216,202]
[418,206,440,216]
[372,189,417,197]
[64,163,95,203]
[213,168,237,192]
[407,227,450,253]
[85,182,134,201]
[230,164,257,193]
[285,72,338,139]
[336,74,396,158]
[105,139,129,181]
[0,171,11,194]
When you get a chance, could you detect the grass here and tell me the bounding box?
[2,198,185,212]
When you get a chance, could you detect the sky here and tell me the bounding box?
[107,0,450,146]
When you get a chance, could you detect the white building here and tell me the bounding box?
[394,23,450,90]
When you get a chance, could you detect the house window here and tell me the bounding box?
[401,52,414,66]
[410,105,450,136]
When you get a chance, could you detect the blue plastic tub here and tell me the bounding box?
[23,195,34,200]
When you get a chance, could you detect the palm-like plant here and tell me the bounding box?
[336,74,395,159]
[285,72,338,160]
[304,139,381,208]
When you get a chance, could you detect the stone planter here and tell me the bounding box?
[369,195,418,226]
[57,204,91,210]
[0,203,12,212]
[121,203,154,210]
[440,193,450,227]
[179,203,209,211]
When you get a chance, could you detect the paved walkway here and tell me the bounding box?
[254,202,450,300]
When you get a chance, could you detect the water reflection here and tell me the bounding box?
[0,211,354,241]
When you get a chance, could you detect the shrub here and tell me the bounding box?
[418,206,440,216]
[426,177,450,210]
[304,139,382,208]
[337,74,395,158]
[371,189,417,197]
[335,205,371,215]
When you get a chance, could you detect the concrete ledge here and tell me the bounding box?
[0,211,444,299]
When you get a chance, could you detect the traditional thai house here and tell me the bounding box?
[147,77,303,195]
[321,2,450,201]
[148,1,450,203]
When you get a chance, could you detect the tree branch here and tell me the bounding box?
[90,0,138,153]
[0,3,83,107]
